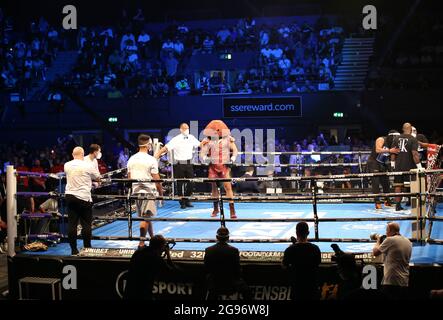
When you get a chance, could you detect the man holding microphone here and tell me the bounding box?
[155,123,200,209]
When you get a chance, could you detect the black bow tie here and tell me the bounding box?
[184,136,188,139]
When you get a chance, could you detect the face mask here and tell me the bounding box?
[96,151,102,160]
[182,129,189,136]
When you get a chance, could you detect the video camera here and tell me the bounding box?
[166,239,176,250]
[370,233,387,244]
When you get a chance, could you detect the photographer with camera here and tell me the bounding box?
[372,222,412,300]
[282,222,321,300]
[124,235,175,300]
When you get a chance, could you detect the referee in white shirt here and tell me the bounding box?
[64,147,101,255]
[155,123,200,209]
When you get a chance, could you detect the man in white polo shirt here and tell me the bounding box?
[155,123,200,209]
[127,134,163,249]
[64,146,101,255]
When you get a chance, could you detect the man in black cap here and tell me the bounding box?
[366,130,400,210]
[204,227,250,299]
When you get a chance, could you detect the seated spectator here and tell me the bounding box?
[47,27,59,51]
[318,63,332,82]
[259,29,270,46]
[282,222,321,300]
[124,235,175,300]
[259,169,282,191]
[270,45,283,61]
[154,77,169,96]
[175,77,191,94]
[161,39,175,55]
[235,167,259,193]
[164,51,179,78]
[177,23,189,35]
[217,25,232,45]
[278,23,291,40]
[202,36,215,54]
[238,82,252,94]
[107,85,123,99]
[117,148,130,169]
[120,32,135,51]
[137,30,150,58]
[197,71,210,93]
[103,67,117,87]
[260,44,272,61]
[173,38,184,57]
[204,227,251,300]
[278,54,291,75]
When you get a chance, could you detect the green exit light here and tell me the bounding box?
[333,112,344,118]
[108,117,118,123]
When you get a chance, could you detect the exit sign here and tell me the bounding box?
[108,117,118,122]
[333,112,344,118]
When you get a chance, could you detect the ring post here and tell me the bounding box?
[127,185,132,238]
[6,165,17,257]
[58,176,66,236]
[170,151,175,199]
[216,181,226,227]
[311,178,319,241]
[410,169,426,242]
[358,152,364,189]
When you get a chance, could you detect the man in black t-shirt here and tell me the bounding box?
[391,123,421,211]
[366,130,400,209]
[282,222,322,300]
[124,235,174,300]
[204,227,251,299]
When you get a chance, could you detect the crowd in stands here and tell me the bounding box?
[0,9,64,97]
[367,13,443,90]
[1,7,345,98]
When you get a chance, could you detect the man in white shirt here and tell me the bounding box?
[64,147,101,255]
[155,123,200,209]
[84,144,102,188]
[127,135,163,248]
[373,222,412,299]
[84,144,101,172]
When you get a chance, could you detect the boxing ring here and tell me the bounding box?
[4,150,443,300]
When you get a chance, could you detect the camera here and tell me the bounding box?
[331,243,345,262]
[165,239,176,250]
[370,233,387,244]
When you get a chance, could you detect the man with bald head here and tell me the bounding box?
[390,123,421,211]
[373,222,412,299]
[64,146,101,255]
